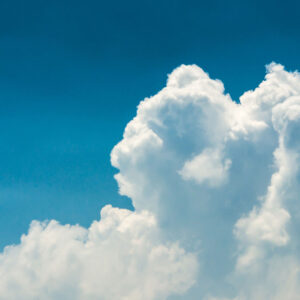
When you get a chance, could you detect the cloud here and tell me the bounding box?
[112,63,300,299]
[2,62,300,299]
[179,148,232,187]
[0,205,197,300]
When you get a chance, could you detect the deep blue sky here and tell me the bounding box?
[1,0,300,249]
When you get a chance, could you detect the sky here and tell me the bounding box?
[1,1,300,299]
[1,0,300,248]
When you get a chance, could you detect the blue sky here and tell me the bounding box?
[2,1,300,299]
[1,0,300,251]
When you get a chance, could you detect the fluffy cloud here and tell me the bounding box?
[2,62,300,299]
[0,205,197,300]
[179,148,232,187]
[112,63,300,299]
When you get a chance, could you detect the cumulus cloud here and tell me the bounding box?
[2,62,300,299]
[112,63,300,299]
[0,205,197,300]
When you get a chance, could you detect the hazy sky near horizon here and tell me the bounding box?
[1,0,300,251]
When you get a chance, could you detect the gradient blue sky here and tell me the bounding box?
[1,0,300,249]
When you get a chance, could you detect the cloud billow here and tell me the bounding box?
[2,63,300,299]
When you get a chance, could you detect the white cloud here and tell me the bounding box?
[179,148,231,187]
[112,63,300,299]
[2,62,300,299]
[0,205,197,300]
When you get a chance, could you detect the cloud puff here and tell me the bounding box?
[179,148,232,187]
[2,62,300,299]
[0,205,197,300]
